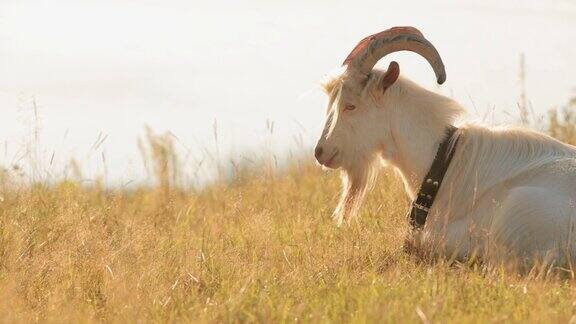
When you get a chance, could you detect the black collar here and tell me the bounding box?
[408,125,460,230]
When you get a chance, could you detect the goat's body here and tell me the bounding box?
[414,125,576,266]
[318,65,576,268]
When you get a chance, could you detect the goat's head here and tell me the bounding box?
[314,26,446,224]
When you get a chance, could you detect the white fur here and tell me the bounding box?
[316,69,576,267]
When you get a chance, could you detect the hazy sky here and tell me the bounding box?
[1,0,575,184]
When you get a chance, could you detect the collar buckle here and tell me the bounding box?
[412,203,430,213]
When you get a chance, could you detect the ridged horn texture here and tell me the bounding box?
[342,26,446,84]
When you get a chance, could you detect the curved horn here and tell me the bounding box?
[342,26,446,84]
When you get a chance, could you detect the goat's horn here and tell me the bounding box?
[342,26,446,84]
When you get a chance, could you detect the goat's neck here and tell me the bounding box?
[383,89,452,199]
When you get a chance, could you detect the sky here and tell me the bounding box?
[0,0,575,185]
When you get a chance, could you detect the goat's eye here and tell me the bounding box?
[345,104,356,111]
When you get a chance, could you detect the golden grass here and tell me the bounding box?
[1,104,576,322]
[2,159,576,323]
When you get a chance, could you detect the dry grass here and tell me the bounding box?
[2,103,576,322]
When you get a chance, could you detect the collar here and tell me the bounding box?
[408,125,460,230]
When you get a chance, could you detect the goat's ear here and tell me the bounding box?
[380,61,400,91]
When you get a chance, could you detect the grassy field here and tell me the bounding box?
[2,107,576,322]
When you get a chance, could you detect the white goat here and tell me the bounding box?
[315,26,576,267]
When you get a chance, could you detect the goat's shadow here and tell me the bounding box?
[401,235,576,281]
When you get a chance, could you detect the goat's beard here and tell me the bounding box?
[332,154,379,225]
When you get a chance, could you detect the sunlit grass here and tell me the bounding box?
[1,102,576,322]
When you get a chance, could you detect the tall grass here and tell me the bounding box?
[4,153,576,323]
[548,98,576,145]
[1,95,576,322]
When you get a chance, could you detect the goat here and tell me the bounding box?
[315,26,576,268]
